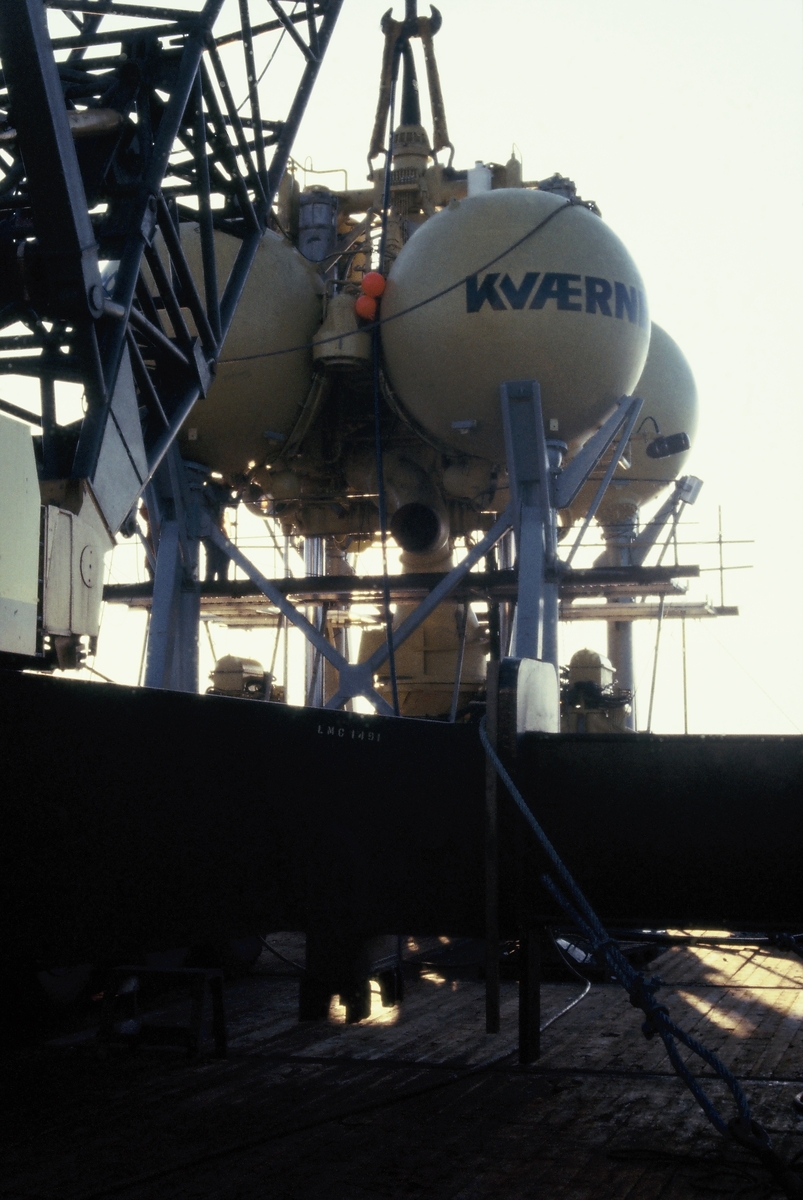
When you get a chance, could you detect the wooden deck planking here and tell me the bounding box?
[4,937,803,1200]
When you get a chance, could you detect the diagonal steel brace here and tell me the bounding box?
[205,508,512,716]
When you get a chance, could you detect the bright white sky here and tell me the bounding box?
[83,1,803,732]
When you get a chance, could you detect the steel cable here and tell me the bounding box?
[258,935,307,974]
[478,715,803,1198]
[369,33,403,716]
[539,929,592,1032]
[223,199,578,365]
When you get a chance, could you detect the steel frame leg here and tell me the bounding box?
[518,928,541,1064]
[485,660,501,1033]
[143,454,201,692]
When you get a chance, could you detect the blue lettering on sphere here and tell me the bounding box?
[637,289,649,329]
[530,273,583,311]
[614,282,639,324]
[585,277,613,316]
[499,272,540,309]
[465,273,505,312]
[466,273,645,322]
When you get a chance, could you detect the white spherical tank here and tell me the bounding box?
[381,189,650,462]
[568,322,698,526]
[178,226,322,484]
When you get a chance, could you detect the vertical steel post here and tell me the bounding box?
[175,552,201,693]
[518,927,541,1064]
[39,376,58,479]
[539,440,564,669]
[325,537,351,708]
[484,659,500,1034]
[646,595,666,733]
[608,615,636,729]
[682,617,689,734]
[501,381,548,662]
[718,506,725,608]
[144,519,182,688]
[448,602,469,723]
[283,535,291,699]
[304,536,325,707]
[193,73,220,345]
[514,501,546,661]
[603,511,638,730]
[501,380,562,673]
[497,531,513,658]
[143,452,201,692]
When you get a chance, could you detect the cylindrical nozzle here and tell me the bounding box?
[390,502,444,553]
[383,454,449,554]
[345,451,449,554]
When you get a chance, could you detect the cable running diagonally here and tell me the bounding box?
[223,199,580,365]
[370,31,404,716]
[478,717,803,1199]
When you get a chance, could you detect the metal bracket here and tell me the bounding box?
[499,382,643,669]
[556,395,642,509]
[562,395,643,568]
[630,475,704,566]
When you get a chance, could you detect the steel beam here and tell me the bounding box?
[104,563,701,607]
[0,0,344,543]
[0,0,103,321]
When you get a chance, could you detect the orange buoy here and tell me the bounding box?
[355,293,377,320]
[361,271,386,298]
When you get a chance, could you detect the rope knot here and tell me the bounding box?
[628,974,668,1040]
[628,973,660,1007]
[590,935,616,959]
[728,1116,772,1151]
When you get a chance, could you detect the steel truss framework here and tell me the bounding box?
[111,379,703,707]
[0,0,343,682]
[192,388,699,714]
[0,0,343,480]
[0,1,710,708]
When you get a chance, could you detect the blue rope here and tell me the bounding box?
[478,715,754,1136]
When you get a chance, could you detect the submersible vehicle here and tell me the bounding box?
[0,14,801,1194]
[2,3,803,1193]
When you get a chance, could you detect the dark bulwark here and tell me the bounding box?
[1,670,801,966]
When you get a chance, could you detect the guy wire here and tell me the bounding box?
[371,35,404,716]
